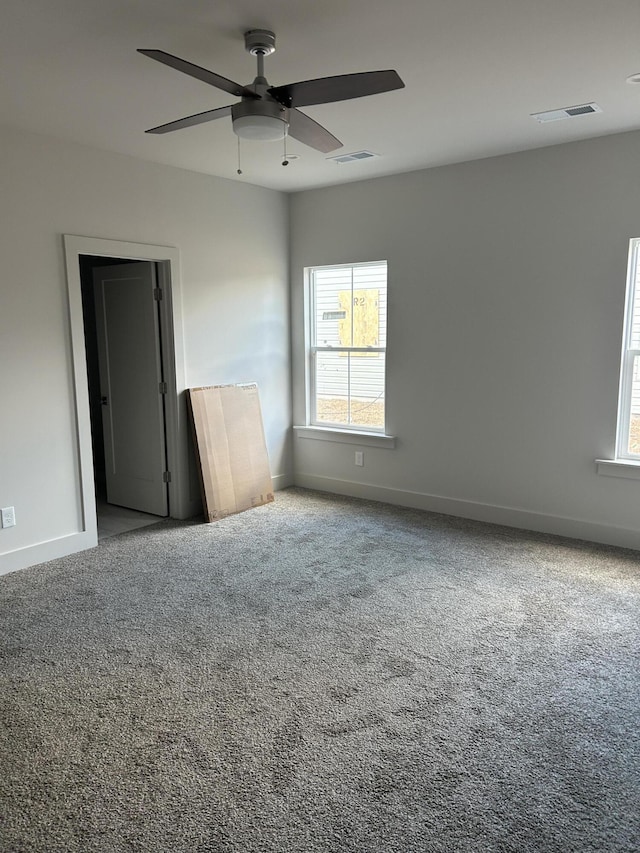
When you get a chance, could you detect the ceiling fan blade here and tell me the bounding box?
[269,70,404,108]
[287,109,342,153]
[145,105,233,134]
[137,50,259,99]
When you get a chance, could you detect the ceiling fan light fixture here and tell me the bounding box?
[233,114,288,141]
[231,98,289,141]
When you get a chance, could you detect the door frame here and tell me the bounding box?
[64,235,194,544]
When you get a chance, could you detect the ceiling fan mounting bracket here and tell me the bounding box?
[244,29,276,57]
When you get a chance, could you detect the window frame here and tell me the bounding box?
[615,238,640,460]
[307,260,388,434]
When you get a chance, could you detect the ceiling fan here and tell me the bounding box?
[138,29,404,153]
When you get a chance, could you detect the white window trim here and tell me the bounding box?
[595,458,640,480]
[597,238,640,479]
[294,425,396,448]
[614,238,640,460]
[307,260,389,436]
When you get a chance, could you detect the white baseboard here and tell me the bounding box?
[293,473,640,552]
[272,473,294,491]
[174,498,205,520]
[0,531,98,577]
[1,474,294,576]
[5,472,633,576]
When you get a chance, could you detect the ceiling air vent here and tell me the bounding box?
[326,150,379,164]
[530,102,602,123]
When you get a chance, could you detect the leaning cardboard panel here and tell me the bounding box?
[187,384,274,521]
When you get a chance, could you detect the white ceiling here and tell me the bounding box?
[3,0,640,192]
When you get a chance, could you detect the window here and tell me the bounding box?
[616,238,640,458]
[308,261,387,432]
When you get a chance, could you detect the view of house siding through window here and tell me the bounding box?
[310,262,387,430]
[311,262,387,431]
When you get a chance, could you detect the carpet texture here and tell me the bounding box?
[1,487,639,852]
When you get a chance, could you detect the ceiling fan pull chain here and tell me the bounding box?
[237,136,243,175]
[282,133,289,167]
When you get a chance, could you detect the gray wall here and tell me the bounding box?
[290,131,640,547]
[0,125,291,573]
[3,121,640,572]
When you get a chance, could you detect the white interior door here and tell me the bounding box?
[93,262,168,516]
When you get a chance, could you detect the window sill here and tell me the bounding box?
[595,458,640,480]
[294,425,396,448]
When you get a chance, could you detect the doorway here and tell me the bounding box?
[80,257,168,538]
[64,236,193,550]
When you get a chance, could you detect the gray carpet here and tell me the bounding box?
[1,487,639,853]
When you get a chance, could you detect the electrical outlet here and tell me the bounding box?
[1,506,16,528]
[355,451,364,467]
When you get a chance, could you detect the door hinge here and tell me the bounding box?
[153,287,163,301]
[162,471,171,483]
[159,381,168,394]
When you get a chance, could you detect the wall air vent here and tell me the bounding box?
[326,150,379,164]
[531,103,602,123]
